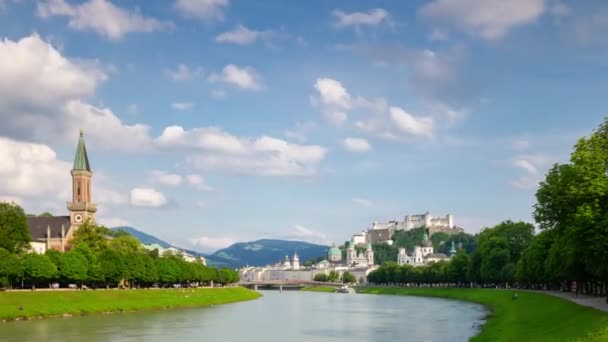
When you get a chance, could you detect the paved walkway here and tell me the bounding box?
[532,290,608,312]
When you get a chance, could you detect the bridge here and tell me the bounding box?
[238,280,344,291]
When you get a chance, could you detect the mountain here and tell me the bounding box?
[207,239,330,268]
[110,227,329,268]
[112,226,173,248]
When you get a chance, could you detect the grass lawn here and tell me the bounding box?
[360,287,608,342]
[0,287,261,321]
[300,286,337,293]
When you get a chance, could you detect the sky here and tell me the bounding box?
[1,0,607,253]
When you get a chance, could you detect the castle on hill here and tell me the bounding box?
[28,131,96,254]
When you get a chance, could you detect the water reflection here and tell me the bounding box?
[0,290,486,342]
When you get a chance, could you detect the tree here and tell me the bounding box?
[22,253,57,289]
[342,271,356,284]
[447,250,470,284]
[0,248,21,288]
[314,273,328,282]
[327,270,339,282]
[0,202,31,254]
[71,221,108,252]
[58,250,88,285]
[38,212,53,217]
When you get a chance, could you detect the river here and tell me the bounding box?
[0,290,487,342]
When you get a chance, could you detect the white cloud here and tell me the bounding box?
[215,25,274,45]
[0,137,71,197]
[172,102,195,110]
[175,0,229,23]
[208,64,262,90]
[196,201,207,208]
[165,64,204,81]
[186,174,214,191]
[310,78,353,125]
[285,224,330,245]
[389,107,434,138]
[509,154,554,190]
[129,187,168,208]
[429,28,448,41]
[420,0,546,40]
[332,8,391,30]
[150,170,183,186]
[0,34,153,151]
[37,0,173,40]
[512,138,530,151]
[352,197,373,207]
[342,137,372,152]
[188,235,235,251]
[158,125,327,177]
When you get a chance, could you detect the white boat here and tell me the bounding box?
[336,285,355,294]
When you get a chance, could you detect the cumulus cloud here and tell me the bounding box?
[188,235,235,252]
[129,187,168,208]
[208,64,262,90]
[311,78,434,141]
[509,154,554,190]
[342,137,372,152]
[157,125,327,176]
[352,197,373,207]
[175,0,229,23]
[284,224,330,245]
[332,8,392,31]
[389,107,434,139]
[0,137,70,197]
[150,170,183,186]
[310,78,353,125]
[172,102,195,110]
[420,0,546,40]
[37,0,173,40]
[215,25,275,45]
[186,174,214,191]
[165,64,204,81]
[0,34,153,151]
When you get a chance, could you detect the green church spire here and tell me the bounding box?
[73,129,91,171]
[449,240,457,257]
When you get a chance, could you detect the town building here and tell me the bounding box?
[397,230,451,266]
[346,241,374,268]
[142,243,206,265]
[327,243,342,263]
[27,131,96,253]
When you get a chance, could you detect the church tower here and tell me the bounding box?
[66,130,96,240]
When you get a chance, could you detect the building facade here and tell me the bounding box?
[397,230,450,266]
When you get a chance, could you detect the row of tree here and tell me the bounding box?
[312,271,356,284]
[368,118,608,302]
[367,220,533,286]
[0,203,239,289]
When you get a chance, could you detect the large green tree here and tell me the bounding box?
[0,202,31,254]
[0,248,21,288]
[21,253,57,289]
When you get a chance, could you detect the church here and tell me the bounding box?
[28,131,97,253]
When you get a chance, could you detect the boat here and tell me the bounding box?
[336,285,355,294]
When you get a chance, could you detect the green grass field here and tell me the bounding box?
[300,286,337,293]
[0,287,261,321]
[360,287,608,342]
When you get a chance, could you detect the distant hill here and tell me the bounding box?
[110,227,329,268]
[207,239,329,268]
[112,226,172,248]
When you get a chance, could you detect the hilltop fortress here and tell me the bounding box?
[352,212,464,245]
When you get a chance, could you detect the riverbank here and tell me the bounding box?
[300,286,336,293]
[360,287,608,341]
[0,287,261,321]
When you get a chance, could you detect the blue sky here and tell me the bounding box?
[1,0,607,252]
